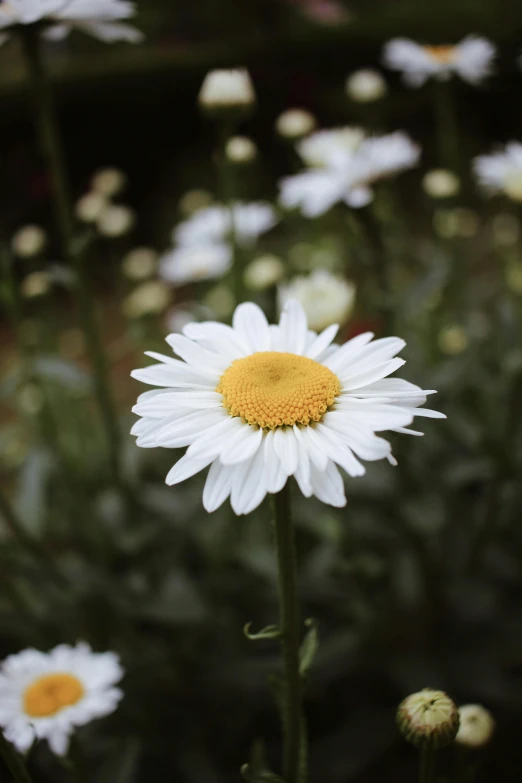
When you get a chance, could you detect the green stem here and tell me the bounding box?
[419,745,436,783]
[273,484,305,783]
[434,81,459,172]
[0,730,35,783]
[217,121,244,306]
[20,28,121,484]
[356,206,392,332]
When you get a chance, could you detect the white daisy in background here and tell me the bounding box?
[279,269,356,331]
[345,69,387,103]
[275,108,317,140]
[383,36,495,87]
[0,0,143,45]
[159,203,278,287]
[0,642,123,756]
[198,68,256,111]
[131,300,444,515]
[473,142,522,202]
[280,129,420,217]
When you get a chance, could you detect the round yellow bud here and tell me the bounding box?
[456,705,495,749]
[397,688,459,749]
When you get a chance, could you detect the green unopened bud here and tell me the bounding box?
[456,704,495,749]
[397,688,459,749]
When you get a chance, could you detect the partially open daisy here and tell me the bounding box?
[0,0,142,45]
[473,142,522,202]
[0,642,123,756]
[131,300,444,515]
[280,130,419,217]
[383,36,495,87]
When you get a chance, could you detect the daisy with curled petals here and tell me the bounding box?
[0,0,142,45]
[473,142,522,202]
[279,129,419,217]
[130,300,445,515]
[0,642,123,757]
[383,36,495,87]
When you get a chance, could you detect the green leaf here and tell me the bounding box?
[299,618,319,678]
[241,764,285,782]
[243,622,281,640]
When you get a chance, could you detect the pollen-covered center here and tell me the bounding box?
[424,45,457,63]
[23,673,85,718]
[217,351,341,428]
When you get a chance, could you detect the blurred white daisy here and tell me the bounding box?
[0,0,143,45]
[160,203,278,286]
[473,142,522,201]
[345,69,387,102]
[279,270,355,331]
[275,108,317,140]
[0,642,123,756]
[280,130,420,217]
[131,300,444,515]
[198,68,255,110]
[383,36,495,87]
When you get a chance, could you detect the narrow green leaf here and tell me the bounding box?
[299,618,319,678]
[243,621,281,640]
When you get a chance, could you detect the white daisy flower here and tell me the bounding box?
[473,142,522,202]
[159,245,232,286]
[130,300,445,516]
[0,0,142,45]
[280,130,420,217]
[279,270,355,332]
[297,127,366,168]
[0,642,123,757]
[174,203,278,248]
[383,36,495,87]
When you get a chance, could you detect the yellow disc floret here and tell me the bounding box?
[24,673,85,718]
[424,45,457,63]
[217,351,341,429]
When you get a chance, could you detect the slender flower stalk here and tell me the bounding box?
[273,484,305,783]
[419,745,436,783]
[19,28,121,483]
[0,730,34,783]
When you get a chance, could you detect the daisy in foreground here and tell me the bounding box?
[131,300,445,514]
[0,643,123,756]
[0,0,142,45]
[383,36,495,87]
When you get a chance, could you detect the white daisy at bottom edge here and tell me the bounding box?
[131,299,446,516]
[0,642,123,756]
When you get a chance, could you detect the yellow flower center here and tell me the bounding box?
[217,351,340,429]
[424,45,457,63]
[23,673,84,718]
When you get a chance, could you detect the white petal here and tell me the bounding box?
[332,402,413,431]
[186,416,244,459]
[47,729,71,757]
[264,430,288,493]
[305,324,339,360]
[293,425,329,471]
[165,452,214,485]
[323,332,375,373]
[314,423,366,477]
[310,461,346,507]
[203,460,235,512]
[340,358,406,390]
[230,447,269,515]
[273,427,299,475]
[131,363,217,388]
[166,334,230,374]
[219,425,263,465]
[278,299,308,355]
[232,302,271,352]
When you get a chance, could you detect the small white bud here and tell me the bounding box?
[244,254,285,290]
[423,169,460,199]
[275,108,317,140]
[11,225,46,258]
[75,191,108,223]
[438,325,468,355]
[225,135,258,164]
[122,247,158,280]
[91,168,127,198]
[456,705,495,749]
[397,689,460,749]
[97,205,135,238]
[279,270,355,332]
[123,281,170,319]
[345,69,387,102]
[20,271,51,299]
[198,68,256,112]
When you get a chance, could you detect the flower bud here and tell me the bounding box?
[396,688,459,748]
[123,281,170,319]
[225,135,258,164]
[122,247,158,280]
[438,325,468,355]
[11,225,46,258]
[97,205,135,238]
[198,68,256,119]
[91,167,126,198]
[345,69,387,102]
[275,108,317,140]
[21,271,51,298]
[244,254,285,290]
[179,189,214,217]
[423,169,460,199]
[456,705,495,749]
[75,192,107,223]
[279,269,355,332]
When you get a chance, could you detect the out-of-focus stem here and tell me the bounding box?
[217,121,244,306]
[419,745,436,783]
[20,28,121,484]
[0,731,35,783]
